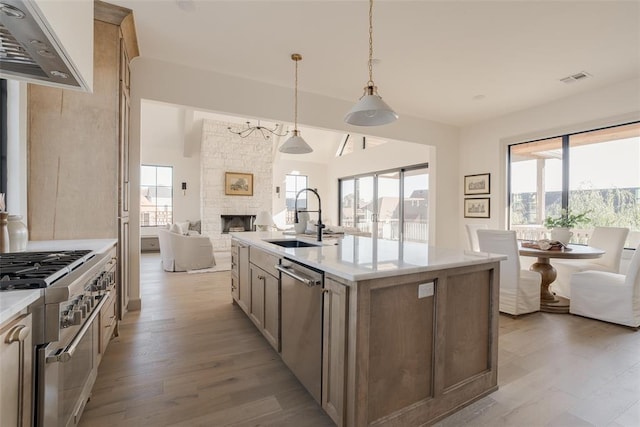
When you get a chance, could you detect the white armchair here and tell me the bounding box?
[570,243,640,328]
[157,229,215,272]
[477,229,541,316]
[552,227,629,298]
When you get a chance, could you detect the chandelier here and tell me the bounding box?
[227,120,288,140]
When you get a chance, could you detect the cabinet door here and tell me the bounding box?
[99,292,118,361]
[249,265,265,328]
[0,313,33,427]
[263,273,280,351]
[238,244,251,314]
[230,240,240,300]
[322,278,349,426]
[119,220,130,318]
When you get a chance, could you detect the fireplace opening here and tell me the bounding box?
[221,215,255,233]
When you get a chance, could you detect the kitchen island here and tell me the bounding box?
[230,231,505,427]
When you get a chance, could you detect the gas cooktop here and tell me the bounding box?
[0,250,93,290]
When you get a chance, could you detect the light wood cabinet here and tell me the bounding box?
[231,238,251,314]
[0,313,33,427]
[249,265,265,328]
[98,291,118,363]
[322,277,349,427]
[247,247,281,352]
[27,2,138,317]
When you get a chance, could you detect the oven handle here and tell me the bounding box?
[46,292,111,364]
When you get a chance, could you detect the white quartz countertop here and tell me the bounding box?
[0,290,41,325]
[1,239,117,324]
[26,238,117,254]
[231,231,505,281]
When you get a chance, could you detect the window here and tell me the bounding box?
[285,174,308,224]
[509,122,640,247]
[140,165,173,227]
[339,164,429,242]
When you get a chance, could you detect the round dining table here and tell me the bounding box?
[518,243,605,313]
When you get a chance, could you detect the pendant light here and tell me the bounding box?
[279,53,313,154]
[344,0,398,126]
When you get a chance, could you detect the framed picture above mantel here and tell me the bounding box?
[225,172,253,196]
[464,173,490,195]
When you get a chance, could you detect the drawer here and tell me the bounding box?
[249,247,280,278]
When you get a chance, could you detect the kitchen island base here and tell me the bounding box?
[230,234,502,427]
[337,262,500,426]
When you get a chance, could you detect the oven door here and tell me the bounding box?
[38,293,109,427]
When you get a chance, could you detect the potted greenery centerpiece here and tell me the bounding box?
[543,209,590,244]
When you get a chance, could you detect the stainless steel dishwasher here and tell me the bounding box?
[276,258,324,403]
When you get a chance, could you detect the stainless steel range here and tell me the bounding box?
[0,247,117,427]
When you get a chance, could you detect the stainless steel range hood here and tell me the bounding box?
[0,0,92,91]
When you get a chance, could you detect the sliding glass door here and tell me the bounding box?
[339,164,429,243]
[509,121,640,247]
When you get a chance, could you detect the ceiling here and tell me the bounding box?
[109,0,640,127]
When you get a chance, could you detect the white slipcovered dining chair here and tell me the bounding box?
[465,223,488,251]
[477,230,541,315]
[552,227,629,299]
[570,243,640,328]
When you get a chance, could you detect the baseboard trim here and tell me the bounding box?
[127,298,142,311]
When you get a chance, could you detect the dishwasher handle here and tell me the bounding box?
[275,264,322,287]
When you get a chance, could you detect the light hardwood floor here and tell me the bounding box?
[80,253,640,427]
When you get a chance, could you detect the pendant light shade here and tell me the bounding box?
[344,85,398,126]
[344,0,397,127]
[280,54,313,154]
[279,130,312,154]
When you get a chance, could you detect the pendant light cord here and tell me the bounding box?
[294,56,299,130]
[368,0,374,86]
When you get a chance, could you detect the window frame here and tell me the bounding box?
[338,162,429,242]
[285,174,308,224]
[508,121,640,247]
[140,164,174,227]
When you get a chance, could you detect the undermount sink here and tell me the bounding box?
[266,239,320,248]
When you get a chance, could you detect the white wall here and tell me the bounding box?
[458,77,640,249]
[140,101,201,236]
[6,81,28,221]
[272,160,329,228]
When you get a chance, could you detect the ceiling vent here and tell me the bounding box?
[560,71,592,84]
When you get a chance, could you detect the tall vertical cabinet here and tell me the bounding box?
[27,1,138,318]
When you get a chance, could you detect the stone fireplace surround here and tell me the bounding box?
[200,119,273,250]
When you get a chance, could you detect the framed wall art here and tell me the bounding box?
[464,198,490,218]
[464,173,490,195]
[225,172,253,196]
